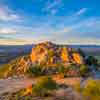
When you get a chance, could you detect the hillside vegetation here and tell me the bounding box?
[0,41,100,78]
[0,41,87,78]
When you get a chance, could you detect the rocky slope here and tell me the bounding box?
[4,41,84,77]
[30,41,84,65]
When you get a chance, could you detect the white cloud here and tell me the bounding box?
[64,37,100,45]
[0,37,100,45]
[0,28,17,34]
[42,0,62,15]
[0,6,21,21]
[47,0,61,9]
[75,8,87,16]
[0,38,33,45]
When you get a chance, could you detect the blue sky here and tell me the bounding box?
[0,0,100,45]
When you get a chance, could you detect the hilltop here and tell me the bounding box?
[2,41,86,78]
[30,41,84,65]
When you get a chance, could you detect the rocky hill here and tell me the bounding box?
[4,41,84,77]
[31,41,84,65]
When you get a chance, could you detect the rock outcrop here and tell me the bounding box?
[30,41,84,66]
[4,41,84,77]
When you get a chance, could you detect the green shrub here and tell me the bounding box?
[82,80,100,100]
[32,76,57,96]
[0,64,10,78]
[86,56,98,66]
[67,65,78,70]
[56,65,67,78]
[56,66,65,74]
[48,49,54,57]
[79,65,89,77]
[65,65,79,77]
[73,80,100,100]
[26,65,43,77]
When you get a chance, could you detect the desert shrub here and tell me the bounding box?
[67,65,78,70]
[48,49,54,57]
[82,79,100,100]
[56,65,66,78]
[0,64,10,78]
[56,66,65,73]
[73,80,100,100]
[32,76,57,96]
[79,65,89,77]
[65,65,79,77]
[86,56,98,66]
[24,95,32,100]
[95,64,100,71]
[26,65,43,77]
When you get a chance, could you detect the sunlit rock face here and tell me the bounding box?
[4,41,84,78]
[17,57,31,73]
[72,53,83,64]
[60,47,69,63]
[30,42,49,65]
[5,55,31,78]
[30,41,84,66]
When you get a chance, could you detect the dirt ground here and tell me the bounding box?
[0,76,81,95]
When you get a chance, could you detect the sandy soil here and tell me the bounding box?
[0,76,81,96]
[0,77,34,95]
[53,77,81,86]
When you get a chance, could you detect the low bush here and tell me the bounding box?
[65,65,79,77]
[56,66,66,78]
[32,76,57,96]
[82,79,100,100]
[74,79,100,100]
[79,65,89,77]
[26,65,43,77]
[0,64,10,78]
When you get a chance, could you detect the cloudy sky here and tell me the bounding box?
[0,0,100,45]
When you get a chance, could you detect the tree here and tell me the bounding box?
[86,56,98,66]
[78,48,85,58]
